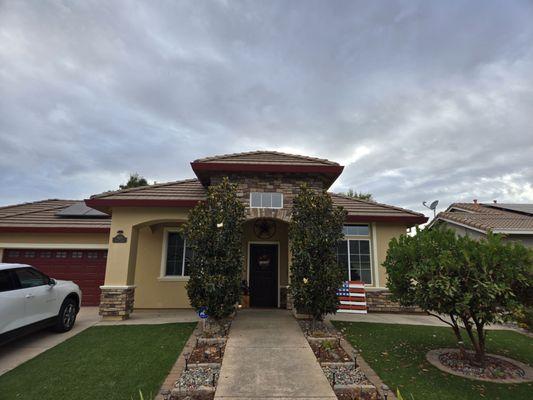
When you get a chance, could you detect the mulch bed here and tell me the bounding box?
[188,343,225,364]
[310,341,351,363]
[439,351,527,380]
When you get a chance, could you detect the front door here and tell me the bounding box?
[249,243,278,307]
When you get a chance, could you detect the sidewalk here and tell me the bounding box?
[215,309,336,399]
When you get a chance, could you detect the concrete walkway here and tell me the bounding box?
[0,307,100,376]
[215,309,336,400]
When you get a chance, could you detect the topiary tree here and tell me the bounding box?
[289,184,347,329]
[184,177,246,325]
[384,227,532,366]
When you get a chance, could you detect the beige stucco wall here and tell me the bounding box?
[373,222,408,289]
[133,225,191,308]
[0,232,109,246]
[103,207,190,287]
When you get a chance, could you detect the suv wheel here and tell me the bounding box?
[54,298,78,332]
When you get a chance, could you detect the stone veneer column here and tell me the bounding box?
[99,286,135,320]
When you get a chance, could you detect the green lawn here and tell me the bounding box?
[0,323,196,400]
[333,321,533,400]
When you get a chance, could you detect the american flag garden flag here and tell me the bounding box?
[336,281,367,314]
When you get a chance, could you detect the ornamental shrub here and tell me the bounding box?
[289,184,347,326]
[184,177,246,321]
[384,227,532,366]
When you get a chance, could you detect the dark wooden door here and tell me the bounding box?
[249,244,278,307]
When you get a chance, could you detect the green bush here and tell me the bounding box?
[185,177,246,320]
[289,184,346,325]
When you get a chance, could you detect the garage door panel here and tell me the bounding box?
[3,249,107,306]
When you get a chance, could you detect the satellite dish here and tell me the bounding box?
[422,200,439,217]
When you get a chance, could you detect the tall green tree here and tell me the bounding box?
[384,227,532,366]
[289,184,347,328]
[184,177,246,321]
[119,173,148,190]
[342,188,373,201]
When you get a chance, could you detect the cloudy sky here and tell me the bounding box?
[1,0,532,216]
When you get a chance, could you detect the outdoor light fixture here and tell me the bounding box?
[184,352,190,371]
[381,384,390,400]
[353,349,359,369]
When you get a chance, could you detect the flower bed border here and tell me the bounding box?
[426,348,533,384]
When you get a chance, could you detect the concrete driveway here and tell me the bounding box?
[0,307,100,376]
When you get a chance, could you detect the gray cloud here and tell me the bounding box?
[1,0,532,216]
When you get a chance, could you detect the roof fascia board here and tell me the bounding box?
[191,162,344,175]
[346,215,428,224]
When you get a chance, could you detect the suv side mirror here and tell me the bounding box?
[48,278,57,286]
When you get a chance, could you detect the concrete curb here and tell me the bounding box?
[426,348,533,384]
[325,319,396,400]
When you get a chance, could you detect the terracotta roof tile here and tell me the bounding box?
[0,199,111,230]
[193,151,339,166]
[90,178,207,200]
[330,193,426,221]
[436,202,533,233]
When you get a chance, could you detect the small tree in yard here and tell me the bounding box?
[289,184,347,329]
[185,177,246,326]
[384,227,532,366]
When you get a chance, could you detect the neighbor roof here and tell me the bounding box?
[486,203,533,216]
[0,199,111,233]
[432,202,533,234]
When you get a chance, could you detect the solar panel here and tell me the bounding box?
[55,202,108,217]
[486,203,533,216]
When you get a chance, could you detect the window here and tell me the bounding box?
[162,230,192,277]
[343,225,369,236]
[336,239,372,284]
[0,270,15,292]
[250,192,283,209]
[55,251,68,258]
[87,251,98,259]
[40,251,52,258]
[23,251,36,258]
[15,268,49,288]
[71,251,83,259]
[7,250,19,258]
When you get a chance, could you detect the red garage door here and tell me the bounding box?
[3,248,107,306]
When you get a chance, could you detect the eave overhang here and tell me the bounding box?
[191,162,344,188]
[0,226,110,234]
[346,214,428,225]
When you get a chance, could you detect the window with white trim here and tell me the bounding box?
[163,231,192,277]
[336,225,372,284]
[250,192,283,209]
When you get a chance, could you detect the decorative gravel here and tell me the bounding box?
[298,320,339,338]
[174,366,220,391]
[321,365,370,386]
[197,320,232,339]
[439,351,526,380]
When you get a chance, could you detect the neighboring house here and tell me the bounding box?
[0,151,427,319]
[428,201,533,247]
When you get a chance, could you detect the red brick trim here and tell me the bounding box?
[85,198,201,210]
[346,215,428,224]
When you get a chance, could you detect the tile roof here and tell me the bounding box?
[330,193,427,224]
[0,199,111,231]
[193,151,339,166]
[89,178,206,201]
[435,202,533,233]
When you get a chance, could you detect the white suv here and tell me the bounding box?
[0,263,82,345]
